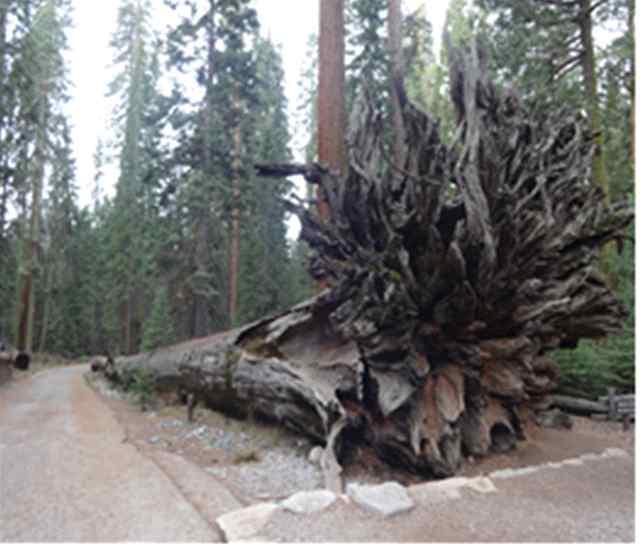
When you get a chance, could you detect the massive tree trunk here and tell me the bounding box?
[103,42,633,482]
[317,0,346,218]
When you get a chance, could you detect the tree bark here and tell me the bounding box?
[578,0,609,205]
[103,41,633,481]
[628,0,635,168]
[228,90,242,327]
[388,0,406,167]
[0,0,8,241]
[16,78,46,354]
[551,395,608,416]
[318,0,346,220]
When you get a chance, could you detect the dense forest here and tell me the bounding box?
[0,0,634,398]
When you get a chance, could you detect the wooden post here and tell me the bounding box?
[187,393,197,423]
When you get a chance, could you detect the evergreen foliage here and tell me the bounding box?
[141,285,176,352]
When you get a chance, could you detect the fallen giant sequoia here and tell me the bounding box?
[105,43,633,480]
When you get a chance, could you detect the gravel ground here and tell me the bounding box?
[205,450,323,503]
[88,371,635,499]
[88,372,323,504]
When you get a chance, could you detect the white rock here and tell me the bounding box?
[464,476,498,494]
[308,446,324,464]
[432,477,470,489]
[602,447,629,459]
[216,503,279,542]
[562,458,584,466]
[347,482,414,517]
[408,480,463,505]
[490,466,538,479]
[281,490,337,514]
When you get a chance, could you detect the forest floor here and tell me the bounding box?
[86,366,635,503]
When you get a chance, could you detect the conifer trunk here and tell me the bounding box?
[228,90,242,327]
[388,0,405,166]
[0,1,8,239]
[578,0,609,205]
[628,0,635,168]
[16,81,46,354]
[318,0,346,216]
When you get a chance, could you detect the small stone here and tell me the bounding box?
[430,477,470,490]
[602,447,629,459]
[148,436,161,445]
[308,446,324,464]
[347,482,414,517]
[408,479,464,504]
[281,490,337,514]
[464,476,498,494]
[161,419,184,429]
[216,503,279,542]
[490,466,538,479]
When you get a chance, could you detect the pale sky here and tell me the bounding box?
[66,1,447,209]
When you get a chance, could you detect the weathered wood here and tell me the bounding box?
[597,392,635,421]
[99,40,633,480]
[551,395,608,416]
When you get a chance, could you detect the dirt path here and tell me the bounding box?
[0,365,236,542]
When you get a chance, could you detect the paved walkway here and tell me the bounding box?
[0,366,236,542]
[0,365,635,543]
[251,452,634,542]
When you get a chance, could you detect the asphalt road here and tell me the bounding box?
[0,365,219,542]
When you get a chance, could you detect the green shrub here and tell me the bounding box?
[124,368,156,410]
[553,225,634,399]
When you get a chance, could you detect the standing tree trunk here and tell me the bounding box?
[228,89,242,327]
[16,80,46,354]
[190,1,218,338]
[628,0,635,168]
[578,0,609,205]
[37,263,53,353]
[577,0,615,278]
[317,0,346,294]
[318,0,346,219]
[388,0,406,166]
[0,0,8,241]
